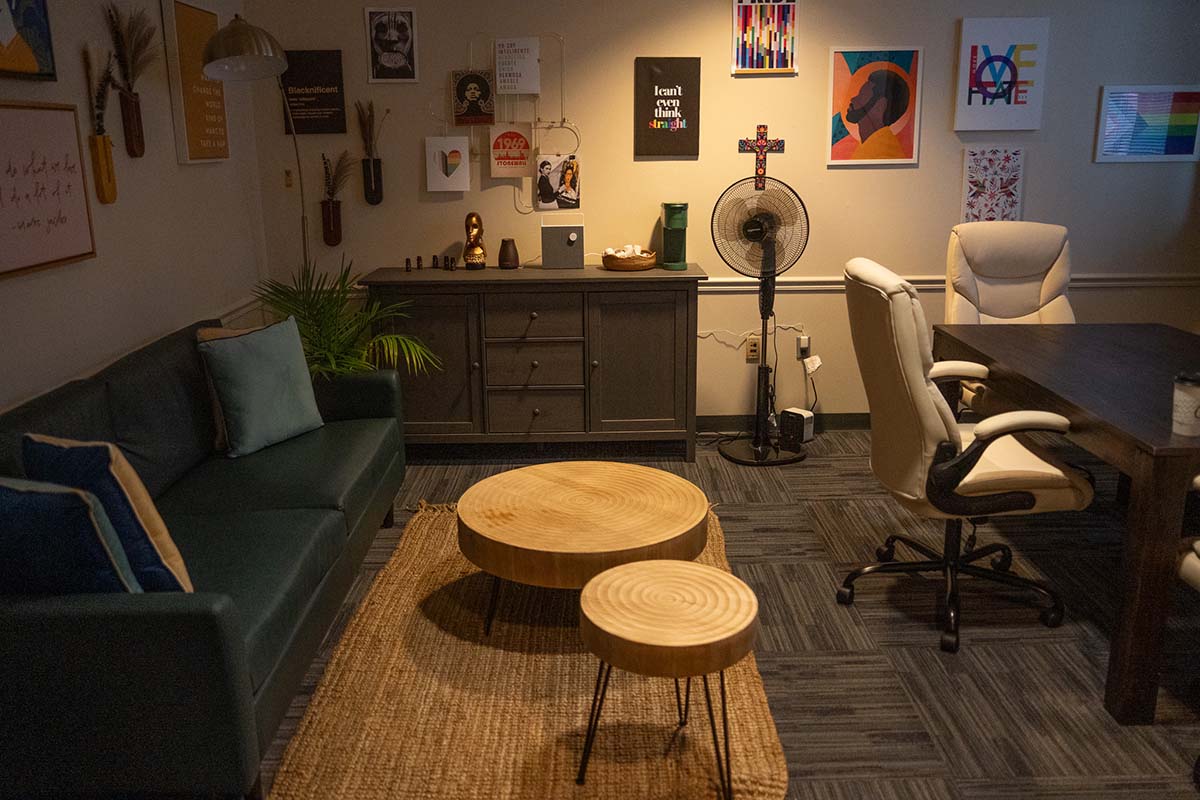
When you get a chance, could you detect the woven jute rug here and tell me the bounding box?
[269,503,788,800]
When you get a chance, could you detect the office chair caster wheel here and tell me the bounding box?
[940,630,960,653]
[875,545,896,562]
[836,586,854,606]
[1039,606,1064,628]
[991,551,1012,573]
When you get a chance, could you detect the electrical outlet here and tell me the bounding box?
[746,336,760,363]
[797,334,811,358]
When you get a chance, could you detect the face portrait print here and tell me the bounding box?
[366,8,417,82]
[451,70,495,125]
[535,154,581,211]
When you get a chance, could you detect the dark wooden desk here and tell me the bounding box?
[933,323,1200,725]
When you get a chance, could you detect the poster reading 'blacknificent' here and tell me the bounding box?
[490,123,533,178]
[281,50,346,135]
[634,57,700,158]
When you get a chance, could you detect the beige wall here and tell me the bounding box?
[0,0,266,410]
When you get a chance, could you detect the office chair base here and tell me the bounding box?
[836,519,1064,653]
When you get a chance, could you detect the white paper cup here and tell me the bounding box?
[1173,372,1200,437]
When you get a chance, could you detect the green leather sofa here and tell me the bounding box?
[0,320,406,799]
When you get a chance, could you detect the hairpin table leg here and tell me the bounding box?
[703,671,734,800]
[576,660,613,785]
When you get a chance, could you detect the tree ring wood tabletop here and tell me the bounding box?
[580,560,760,678]
[456,461,709,589]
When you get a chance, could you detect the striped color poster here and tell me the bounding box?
[1095,85,1200,162]
[732,1,797,76]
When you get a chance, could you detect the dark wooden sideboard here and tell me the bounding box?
[361,264,706,460]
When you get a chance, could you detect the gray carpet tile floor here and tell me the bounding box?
[261,432,1200,799]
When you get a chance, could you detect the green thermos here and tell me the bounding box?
[661,202,688,270]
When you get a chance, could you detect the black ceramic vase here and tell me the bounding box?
[118,91,145,158]
[498,238,519,269]
[321,200,342,246]
[362,158,383,205]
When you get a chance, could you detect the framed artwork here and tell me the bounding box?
[962,146,1025,222]
[451,69,494,126]
[535,153,580,211]
[281,50,346,134]
[425,136,469,192]
[0,0,56,80]
[489,123,533,178]
[1095,85,1200,163]
[731,0,796,76]
[828,47,922,166]
[634,57,700,158]
[160,0,230,163]
[365,8,417,83]
[954,17,1050,131]
[0,102,96,279]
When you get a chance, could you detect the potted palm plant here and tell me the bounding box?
[104,2,158,158]
[254,257,439,380]
[83,47,117,204]
[321,151,353,246]
[355,100,390,205]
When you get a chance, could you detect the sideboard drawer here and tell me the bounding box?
[487,390,585,433]
[485,341,584,386]
[485,292,583,339]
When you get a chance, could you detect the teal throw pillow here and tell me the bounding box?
[196,317,324,457]
[0,477,144,594]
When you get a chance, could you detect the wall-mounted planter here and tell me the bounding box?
[362,158,383,205]
[88,134,117,204]
[321,199,342,246]
[118,91,145,158]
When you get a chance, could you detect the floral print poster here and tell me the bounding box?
[961,146,1024,222]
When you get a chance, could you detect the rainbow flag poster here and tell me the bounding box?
[732,1,797,76]
[1096,85,1200,162]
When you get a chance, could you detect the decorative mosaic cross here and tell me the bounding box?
[739,124,784,190]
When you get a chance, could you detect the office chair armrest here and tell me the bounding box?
[928,360,989,382]
[972,410,1071,442]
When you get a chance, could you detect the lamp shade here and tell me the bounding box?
[202,15,287,81]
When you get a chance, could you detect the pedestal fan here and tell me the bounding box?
[711,176,810,466]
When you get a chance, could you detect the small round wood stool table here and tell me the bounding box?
[457,461,709,633]
[576,560,759,800]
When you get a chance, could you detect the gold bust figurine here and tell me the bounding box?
[463,212,486,269]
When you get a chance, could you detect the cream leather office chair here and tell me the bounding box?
[838,258,1094,652]
[945,221,1073,414]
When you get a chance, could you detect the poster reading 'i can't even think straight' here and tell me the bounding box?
[634,57,700,158]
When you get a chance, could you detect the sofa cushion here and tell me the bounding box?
[22,435,193,592]
[0,478,143,594]
[165,509,346,691]
[196,318,323,458]
[0,379,112,480]
[157,418,401,536]
[98,321,221,498]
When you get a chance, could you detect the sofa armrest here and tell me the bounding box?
[928,360,990,382]
[0,591,259,797]
[313,369,404,422]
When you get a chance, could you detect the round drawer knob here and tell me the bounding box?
[533,408,542,416]
[530,311,539,320]
[531,360,540,368]
[591,360,600,368]
[472,361,480,369]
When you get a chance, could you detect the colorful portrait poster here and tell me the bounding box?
[829,48,922,166]
[731,1,796,76]
[962,146,1025,222]
[954,18,1049,131]
[1095,85,1200,162]
[425,136,470,192]
[0,0,55,79]
[365,8,417,83]
[535,153,580,211]
[634,57,701,158]
[452,69,494,126]
[489,123,533,178]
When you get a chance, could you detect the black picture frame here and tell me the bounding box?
[281,50,347,135]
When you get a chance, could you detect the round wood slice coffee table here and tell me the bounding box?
[457,461,709,633]
[575,560,759,799]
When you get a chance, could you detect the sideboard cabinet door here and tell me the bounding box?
[587,291,687,433]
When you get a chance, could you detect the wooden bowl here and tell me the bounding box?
[602,252,657,271]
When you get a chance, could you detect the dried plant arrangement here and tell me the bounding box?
[83,47,116,136]
[354,100,392,160]
[104,3,159,94]
[322,151,354,201]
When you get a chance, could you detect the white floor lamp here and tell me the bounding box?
[203,15,310,266]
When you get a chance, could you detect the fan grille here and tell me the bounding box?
[711,177,810,278]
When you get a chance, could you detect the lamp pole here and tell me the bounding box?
[278,76,310,266]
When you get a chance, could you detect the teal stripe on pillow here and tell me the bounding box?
[22,435,194,592]
[0,478,143,594]
[197,317,324,457]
